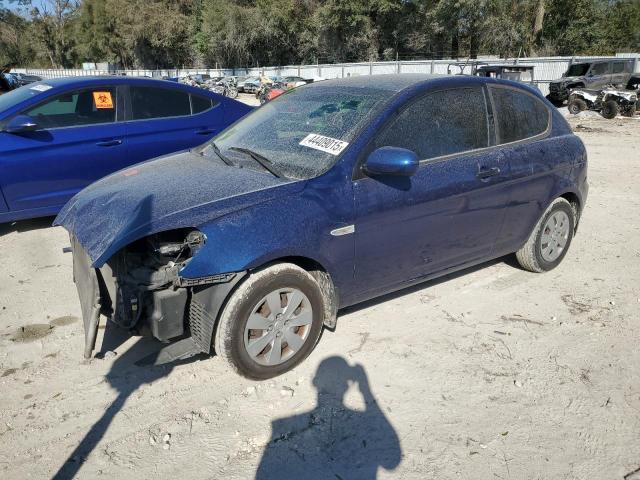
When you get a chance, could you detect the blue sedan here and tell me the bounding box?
[57,74,588,378]
[0,76,252,222]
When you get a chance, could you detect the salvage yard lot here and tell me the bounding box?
[1,112,639,479]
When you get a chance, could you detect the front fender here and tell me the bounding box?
[179,176,355,303]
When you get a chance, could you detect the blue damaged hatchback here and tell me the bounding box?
[0,76,251,223]
[56,74,588,379]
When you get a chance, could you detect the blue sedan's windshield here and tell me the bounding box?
[0,82,52,114]
[208,85,391,179]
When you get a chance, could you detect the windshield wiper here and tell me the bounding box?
[209,142,235,167]
[229,147,286,179]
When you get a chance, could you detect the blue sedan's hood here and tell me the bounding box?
[55,151,298,266]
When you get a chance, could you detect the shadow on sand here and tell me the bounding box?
[50,321,202,480]
[256,356,401,480]
[0,216,55,237]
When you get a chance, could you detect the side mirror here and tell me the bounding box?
[4,114,39,133]
[363,146,419,177]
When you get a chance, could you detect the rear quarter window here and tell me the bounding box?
[191,94,216,114]
[489,86,550,144]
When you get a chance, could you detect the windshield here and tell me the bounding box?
[565,63,590,77]
[0,82,51,113]
[206,84,391,179]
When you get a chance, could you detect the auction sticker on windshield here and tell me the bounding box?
[299,134,349,156]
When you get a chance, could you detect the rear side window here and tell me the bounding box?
[191,94,215,114]
[612,61,630,74]
[373,87,489,160]
[24,88,116,129]
[130,86,191,120]
[490,87,549,144]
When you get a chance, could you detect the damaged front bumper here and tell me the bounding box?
[70,234,246,363]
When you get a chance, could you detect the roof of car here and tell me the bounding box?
[306,73,527,92]
[33,75,185,88]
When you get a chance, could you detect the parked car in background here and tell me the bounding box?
[0,65,19,94]
[0,76,252,222]
[474,65,536,86]
[14,73,43,86]
[238,76,260,93]
[57,74,588,379]
[547,58,639,106]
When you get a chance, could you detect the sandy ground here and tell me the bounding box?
[1,108,639,480]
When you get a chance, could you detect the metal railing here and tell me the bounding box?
[15,53,639,96]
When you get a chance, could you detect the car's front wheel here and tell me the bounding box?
[515,198,576,273]
[214,263,325,379]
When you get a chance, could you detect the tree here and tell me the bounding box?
[30,0,79,67]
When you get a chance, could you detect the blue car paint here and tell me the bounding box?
[56,74,588,311]
[0,76,252,223]
[364,146,419,176]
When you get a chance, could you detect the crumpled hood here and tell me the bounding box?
[55,151,299,266]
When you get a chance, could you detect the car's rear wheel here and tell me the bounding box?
[601,100,619,119]
[515,198,575,273]
[568,98,587,114]
[214,263,324,379]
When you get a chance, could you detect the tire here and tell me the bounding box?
[214,263,325,379]
[601,100,618,119]
[568,98,587,115]
[622,104,636,118]
[226,87,238,99]
[515,198,575,273]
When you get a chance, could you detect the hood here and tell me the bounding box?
[553,76,580,85]
[55,151,300,267]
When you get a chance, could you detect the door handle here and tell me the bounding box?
[96,139,122,147]
[196,129,216,135]
[477,166,501,180]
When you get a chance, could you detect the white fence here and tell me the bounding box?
[15,53,639,96]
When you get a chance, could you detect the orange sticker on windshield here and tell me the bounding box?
[93,91,113,109]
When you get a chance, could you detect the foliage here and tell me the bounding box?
[0,0,638,68]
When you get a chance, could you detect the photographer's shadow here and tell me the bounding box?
[256,356,401,479]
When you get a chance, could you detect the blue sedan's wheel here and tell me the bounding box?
[214,263,324,379]
[243,288,313,367]
[516,198,575,273]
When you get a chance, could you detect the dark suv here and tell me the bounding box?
[547,58,638,106]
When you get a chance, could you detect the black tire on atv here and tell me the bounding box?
[601,100,619,119]
[621,104,637,118]
[568,98,587,115]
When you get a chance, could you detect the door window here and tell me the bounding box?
[372,87,489,161]
[24,88,117,129]
[130,86,191,120]
[489,86,549,144]
[590,62,610,75]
